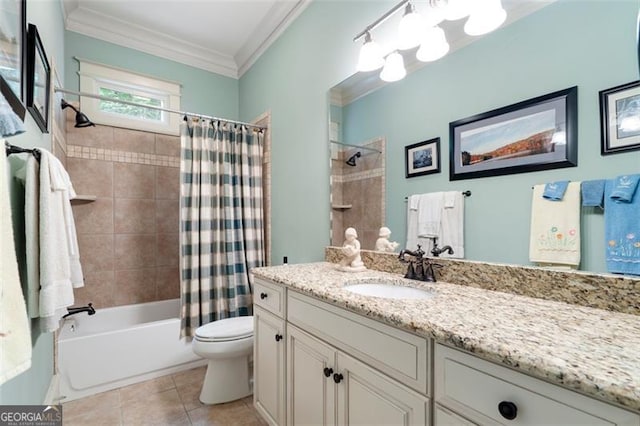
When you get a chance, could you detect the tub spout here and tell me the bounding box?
[62,303,96,319]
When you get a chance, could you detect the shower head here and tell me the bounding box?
[346,151,361,166]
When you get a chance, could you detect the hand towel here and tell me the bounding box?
[581,180,605,208]
[529,182,581,267]
[0,145,32,385]
[440,191,464,258]
[417,192,443,238]
[609,174,640,203]
[38,150,84,332]
[406,194,437,254]
[542,180,569,201]
[605,175,640,276]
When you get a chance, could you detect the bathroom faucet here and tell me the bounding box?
[398,245,441,282]
[62,303,96,319]
[427,237,454,257]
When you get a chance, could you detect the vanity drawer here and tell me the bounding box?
[287,290,429,394]
[434,344,640,426]
[253,277,285,318]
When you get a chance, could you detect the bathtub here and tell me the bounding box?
[58,299,206,402]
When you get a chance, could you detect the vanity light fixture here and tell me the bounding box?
[356,32,385,72]
[380,51,407,82]
[464,0,507,36]
[416,26,450,62]
[397,3,426,50]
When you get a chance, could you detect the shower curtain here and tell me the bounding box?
[179,119,265,338]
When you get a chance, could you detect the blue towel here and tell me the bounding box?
[542,180,569,201]
[581,180,605,208]
[604,175,640,276]
[610,174,640,203]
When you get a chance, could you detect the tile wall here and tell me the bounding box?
[66,116,181,308]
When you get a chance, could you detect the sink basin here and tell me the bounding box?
[344,283,435,300]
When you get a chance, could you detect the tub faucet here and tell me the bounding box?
[62,303,96,319]
[398,245,441,282]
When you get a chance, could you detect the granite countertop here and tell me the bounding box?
[251,262,640,413]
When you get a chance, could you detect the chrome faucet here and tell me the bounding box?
[398,245,441,282]
[62,303,96,319]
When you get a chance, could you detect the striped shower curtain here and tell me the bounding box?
[179,119,265,338]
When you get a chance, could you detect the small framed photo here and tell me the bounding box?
[599,80,640,155]
[26,23,50,133]
[405,137,440,178]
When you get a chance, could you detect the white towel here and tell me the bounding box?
[441,191,464,259]
[529,182,581,267]
[417,193,443,238]
[38,150,83,332]
[0,145,32,384]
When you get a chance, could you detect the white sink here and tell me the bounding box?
[344,283,435,300]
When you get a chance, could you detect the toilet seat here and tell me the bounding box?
[194,316,253,342]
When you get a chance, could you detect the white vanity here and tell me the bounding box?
[251,262,640,426]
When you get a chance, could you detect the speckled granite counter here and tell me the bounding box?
[251,262,640,413]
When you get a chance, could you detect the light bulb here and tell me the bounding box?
[380,52,406,82]
[444,0,471,21]
[356,32,384,72]
[464,0,507,35]
[398,3,426,50]
[416,26,450,62]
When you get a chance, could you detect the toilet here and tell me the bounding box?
[192,316,254,404]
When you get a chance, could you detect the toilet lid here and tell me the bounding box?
[195,316,253,342]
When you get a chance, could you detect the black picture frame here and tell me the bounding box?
[599,80,640,156]
[0,0,26,120]
[449,87,578,181]
[26,23,50,133]
[405,137,441,178]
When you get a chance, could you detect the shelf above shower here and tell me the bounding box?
[71,195,97,204]
[331,204,352,209]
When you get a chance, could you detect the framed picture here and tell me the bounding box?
[405,137,440,178]
[599,80,640,155]
[449,87,578,181]
[0,0,26,120]
[26,23,50,133]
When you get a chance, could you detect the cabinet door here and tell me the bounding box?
[287,325,337,426]
[254,306,286,426]
[434,404,477,426]
[336,352,430,426]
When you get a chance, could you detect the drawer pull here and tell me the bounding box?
[275,334,283,342]
[260,292,268,299]
[498,401,518,420]
[323,367,333,377]
[333,373,344,384]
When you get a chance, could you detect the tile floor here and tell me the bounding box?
[62,366,267,425]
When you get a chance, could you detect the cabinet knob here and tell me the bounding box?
[498,401,518,420]
[323,367,333,377]
[260,292,268,299]
[275,334,283,342]
[333,373,344,384]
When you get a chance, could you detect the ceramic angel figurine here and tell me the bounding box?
[339,227,366,272]
[375,227,399,252]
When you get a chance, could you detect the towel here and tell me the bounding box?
[417,193,443,238]
[581,180,605,208]
[529,182,581,267]
[542,180,569,201]
[604,175,640,276]
[38,150,84,332]
[440,191,464,258]
[609,174,640,203]
[0,145,32,384]
[443,191,456,208]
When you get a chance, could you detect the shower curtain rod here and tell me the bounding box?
[54,88,267,131]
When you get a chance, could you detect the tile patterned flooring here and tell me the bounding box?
[62,366,267,425]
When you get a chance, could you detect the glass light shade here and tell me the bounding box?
[464,0,507,36]
[380,52,406,82]
[357,36,385,72]
[424,2,445,27]
[444,0,471,21]
[416,26,450,62]
[398,5,426,50]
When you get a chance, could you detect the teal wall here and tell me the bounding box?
[240,0,640,272]
[0,0,66,404]
[64,32,239,120]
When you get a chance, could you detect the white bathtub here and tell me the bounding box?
[57,299,206,402]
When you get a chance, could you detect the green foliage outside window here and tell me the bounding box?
[99,87,162,121]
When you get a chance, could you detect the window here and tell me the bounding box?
[78,59,181,135]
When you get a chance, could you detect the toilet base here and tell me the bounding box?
[199,355,251,404]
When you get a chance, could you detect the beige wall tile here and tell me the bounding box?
[115,234,156,269]
[72,198,114,235]
[77,234,114,273]
[156,166,180,200]
[157,267,180,300]
[156,199,179,234]
[67,158,113,197]
[113,127,155,154]
[156,233,179,268]
[67,124,113,149]
[114,198,156,234]
[114,268,157,305]
[156,134,181,157]
[72,270,116,308]
[114,163,155,199]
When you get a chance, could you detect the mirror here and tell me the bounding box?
[328,1,639,275]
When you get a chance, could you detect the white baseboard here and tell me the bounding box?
[43,374,60,405]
